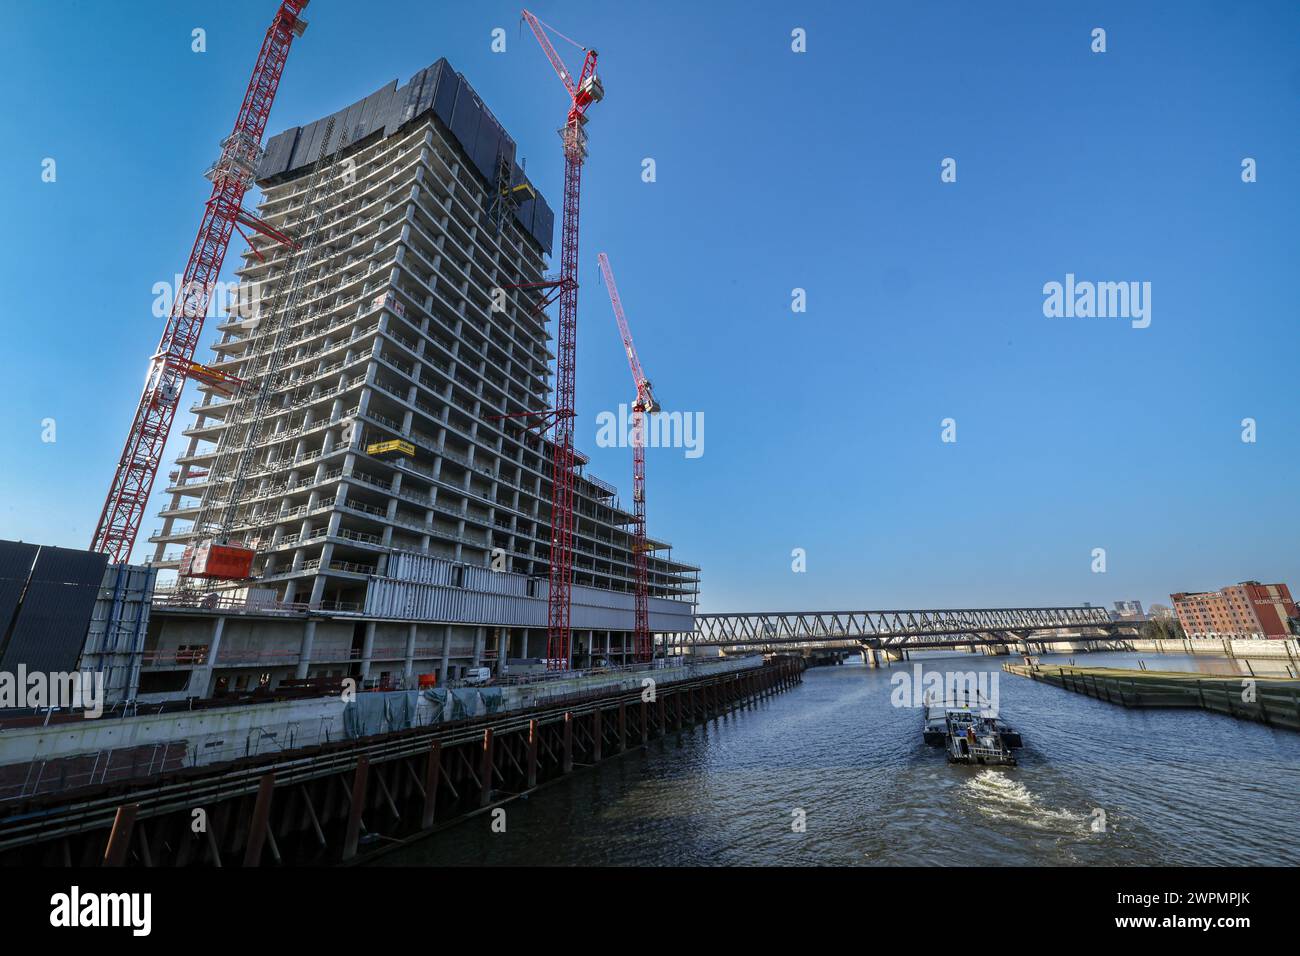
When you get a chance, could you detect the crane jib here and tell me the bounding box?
[90,1,309,563]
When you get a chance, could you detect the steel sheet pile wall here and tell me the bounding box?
[257,58,554,254]
[364,550,695,633]
[82,563,158,706]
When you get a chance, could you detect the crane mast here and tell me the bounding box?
[521,10,603,669]
[597,253,659,663]
[90,1,309,563]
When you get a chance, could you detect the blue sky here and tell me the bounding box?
[0,1,1295,613]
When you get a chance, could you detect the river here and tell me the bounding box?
[378,651,1300,866]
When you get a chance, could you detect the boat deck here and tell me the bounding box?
[922,695,1020,765]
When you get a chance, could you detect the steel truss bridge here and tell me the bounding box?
[690,606,1140,652]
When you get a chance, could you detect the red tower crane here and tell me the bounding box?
[597,253,659,663]
[90,1,310,563]
[521,9,604,669]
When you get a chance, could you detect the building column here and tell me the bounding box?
[472,626,486,667]
[496,630,507,675]
[359,621,377,682]
[439,625,451,684]
[296,620,317,680]
[189,616,225,699]
[403,623,417,686]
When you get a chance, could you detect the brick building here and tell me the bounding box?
[1170,582,1297,640]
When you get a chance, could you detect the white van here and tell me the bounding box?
[463,666,492,686]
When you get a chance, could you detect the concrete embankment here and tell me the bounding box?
[1033,637,1300,676]
[1004,663,1300,732]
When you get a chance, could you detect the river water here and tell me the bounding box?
[379,651,1300,866]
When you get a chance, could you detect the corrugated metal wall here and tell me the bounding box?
[82,563,158,705]
[363,549,696,633]
[257,58,554,254]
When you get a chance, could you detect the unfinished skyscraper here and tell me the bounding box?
[144,60,697,694]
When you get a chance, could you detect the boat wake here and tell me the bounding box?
[962,770,1091,833]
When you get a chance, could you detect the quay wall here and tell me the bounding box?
[0,656,763,801]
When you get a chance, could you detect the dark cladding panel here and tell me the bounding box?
[515,197,537,236]
[433,65,459,130]
[0,544,107,677]
[511,162,536,234]
[415,61,443,116]
[260,127,298,180]
[0,541,38,641]
[252,58,551,249]
[359,84,393,140]
[339,98,366,147]
[291,116,325,169]
[531,197,555,255]
[450,82,482,157]
[395,66,427,129]
[472,115,503,182]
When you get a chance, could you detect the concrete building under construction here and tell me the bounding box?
[136,59,698,701]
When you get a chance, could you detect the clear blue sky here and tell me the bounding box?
[1,1,1295,613]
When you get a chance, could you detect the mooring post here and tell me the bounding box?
[525,720,539,789]
[562,712,574,773]
[342,756,369,862]
[422,740,442,829]
[103,803,139,867]
[242,772,276,867]
[617,701,627,752]
[657,695,666,737]
[639,699,649,745]
[479,728,495,807]
[592,707,603,762]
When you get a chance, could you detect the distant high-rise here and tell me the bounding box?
[1111,600,1145,621]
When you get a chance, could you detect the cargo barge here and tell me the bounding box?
[922,694,1021,766]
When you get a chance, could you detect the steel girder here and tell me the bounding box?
[691,606,1117,649]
